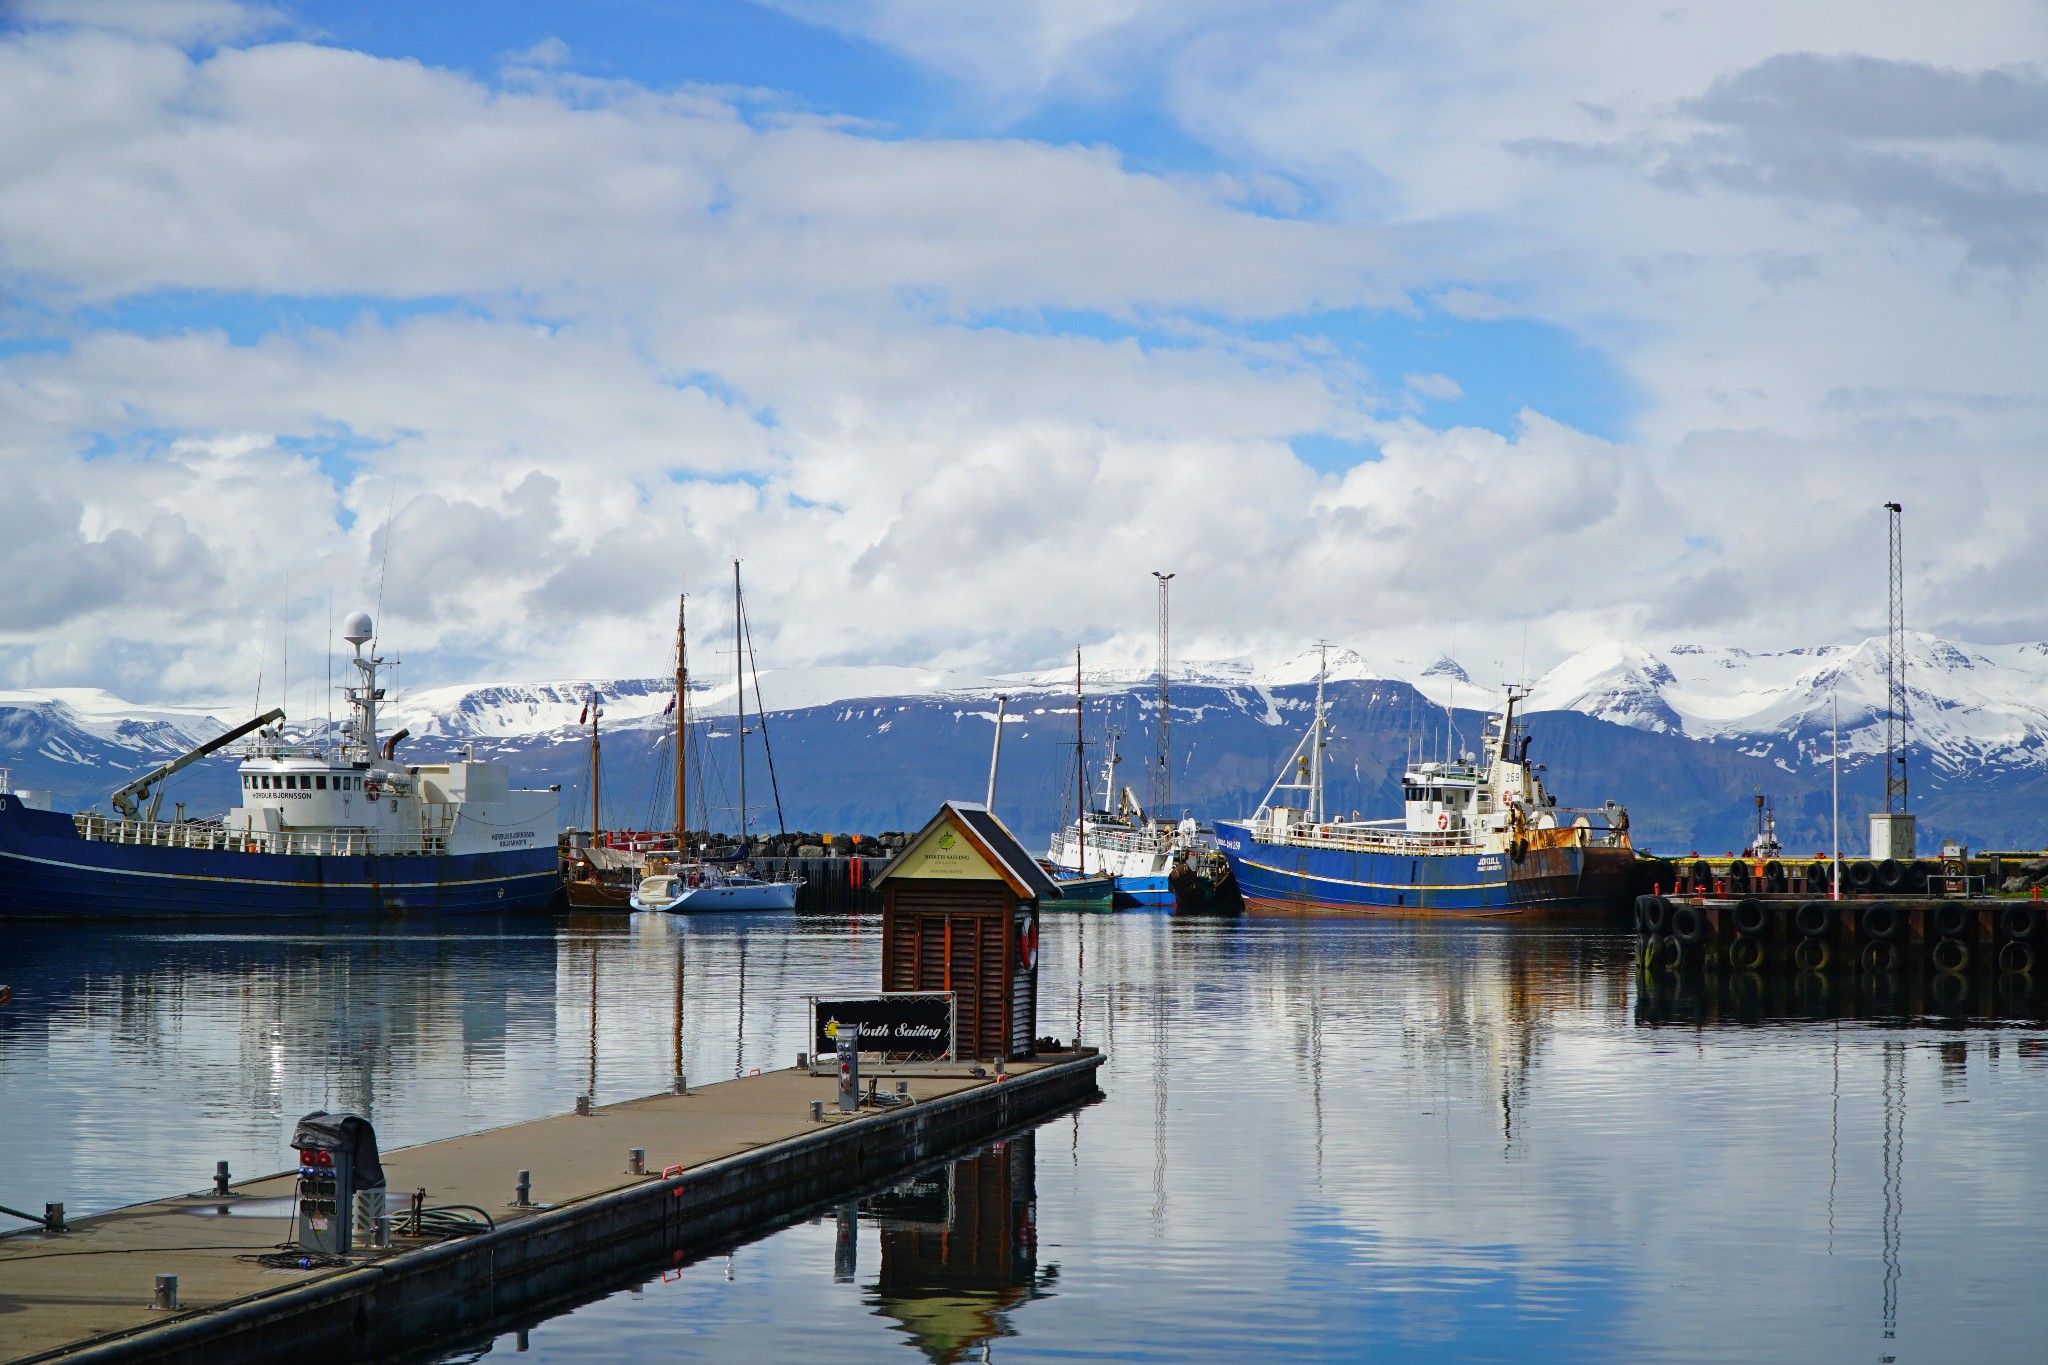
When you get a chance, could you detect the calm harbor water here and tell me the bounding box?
[6,912,2048,1362]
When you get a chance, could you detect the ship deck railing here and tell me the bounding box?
[73,813,449,858]
[1269,816,1629,856]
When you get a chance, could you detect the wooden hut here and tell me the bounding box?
[872,801,1061,1062]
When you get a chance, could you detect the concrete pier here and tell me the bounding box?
[0,1051,1103,1364]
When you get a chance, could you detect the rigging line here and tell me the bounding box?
[738,589,787,835]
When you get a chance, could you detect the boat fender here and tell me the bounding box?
[1762,860,1785,884]
[1670,904,1705,947]
[1860,903,1902,943]
[1932,937,1971,973]
[1509,838,1528,863]
[1999,941,2036,975]
[1847,861,1877,890]
[1876,858,1905,891]
[1731,898,1768,938]
[1639,896,1669,935]
[1793,938,1830,972]
[1933,902,1971,941]
[2001,903,2040,943]
[1729,936,1766,970]
[1794,901,1832,940]
[1861,940,1900,973]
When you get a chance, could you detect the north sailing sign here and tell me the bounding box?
[811,993,956,1060]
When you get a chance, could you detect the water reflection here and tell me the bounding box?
[860,1135,1050,1363]
[11,917,2048,1362]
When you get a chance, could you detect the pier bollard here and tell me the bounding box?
[44,1202,63,1234]
[575,1095,592,1116]
[994,1058,1006,1077]
[514,1170,532,1207]
[213,1160,231,1197]
[895,1080,909,1096]
[152,1274,179,1311]
[628,1148,646,1175]
[810,1100,824,1122]
[674,1074,687,1096]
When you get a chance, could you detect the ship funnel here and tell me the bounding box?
[342,611,374,648]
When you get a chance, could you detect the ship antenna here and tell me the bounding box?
[371,482,395,656]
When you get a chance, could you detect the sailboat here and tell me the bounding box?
[563,688,641,908]
[631,567,802,913]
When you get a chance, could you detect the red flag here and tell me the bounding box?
[664,692,677,716]
[579,702,589,725]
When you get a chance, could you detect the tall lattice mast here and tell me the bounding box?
[1152,571,1174,819]
[1884,501,1908,813]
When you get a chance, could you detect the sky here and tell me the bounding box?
[0,0,2044,704]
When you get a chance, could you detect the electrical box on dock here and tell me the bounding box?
[291,1111,386,1258]
[1870,812,1917,862]
[872,801,1058,1062]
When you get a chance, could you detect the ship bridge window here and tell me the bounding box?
[260,776,272,790]
[315,775,327,790]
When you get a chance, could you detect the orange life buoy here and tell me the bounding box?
[1436,813,1449,831]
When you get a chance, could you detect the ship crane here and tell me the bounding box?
[108,708,286,820]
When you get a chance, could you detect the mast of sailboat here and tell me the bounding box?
[588,688,601,840]
[734,559,746,846]
[1075,649,1086,876]
[684,589,700,847]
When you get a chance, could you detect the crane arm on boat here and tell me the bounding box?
[108,707,286,819]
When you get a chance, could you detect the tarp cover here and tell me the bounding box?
[292,1110,386,1189]
[577,846,645,872]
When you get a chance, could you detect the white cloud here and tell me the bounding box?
[1,7,2045,705]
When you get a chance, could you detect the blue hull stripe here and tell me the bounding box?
[0,803,559,919]
[1214,820,1627,917]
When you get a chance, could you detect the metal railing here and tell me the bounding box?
[1268,813,1629,856]
[72,813,445,858]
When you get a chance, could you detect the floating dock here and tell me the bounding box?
[0,1052,1102,1364]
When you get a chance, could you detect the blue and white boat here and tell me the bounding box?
[0,612,560,919]
[1045,729,1209,906]
[1215,667,1633,917]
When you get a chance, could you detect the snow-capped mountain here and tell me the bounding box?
[1521,634,2048,777]
[6,631,2047,852]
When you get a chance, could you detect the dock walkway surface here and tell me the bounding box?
[0,1051,1103,1364]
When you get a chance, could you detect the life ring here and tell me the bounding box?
[1731,898,1768,937]
[1436,813,1449,831]
[364,780,382,801]
[1018,916,1038,971]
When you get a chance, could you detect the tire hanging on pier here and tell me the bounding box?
[1670,903,1705,948]
[1731,898,1768,938]
[1794,901,1832,940]
[1932,937,1970,973]
[2001,904,2040,943]
[1859,903,1902,943]
[1933,902,1971,941]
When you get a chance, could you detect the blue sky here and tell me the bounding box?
[0,0,2040,695]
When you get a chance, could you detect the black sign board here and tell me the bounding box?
[812,993,954,1061]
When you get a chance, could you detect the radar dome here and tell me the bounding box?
[341,611,374,646]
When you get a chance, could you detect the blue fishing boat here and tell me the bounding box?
[0,612,560,919]
[1215,661,1632,917]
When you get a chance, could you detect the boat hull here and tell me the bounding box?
[633,880,800,913]
[1214,820,1631,918]
[0,800,560,919]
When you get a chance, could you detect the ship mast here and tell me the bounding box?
[734,559,746,845]
[684,593,700,847]
[1075,648,1086,876]
[1312,641,1328,824]
[588,690,601,839]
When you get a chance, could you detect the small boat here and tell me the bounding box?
[1037,860,1117,910]
[630,860,800,912]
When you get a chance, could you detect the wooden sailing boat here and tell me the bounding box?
[630,567,801,913]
